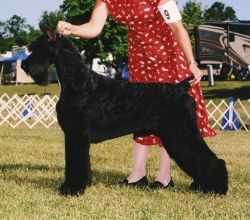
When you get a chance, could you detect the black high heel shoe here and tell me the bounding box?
[150,178,174,189]
[119,176,149,188]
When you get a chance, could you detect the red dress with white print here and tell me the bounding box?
[102,0,216,145]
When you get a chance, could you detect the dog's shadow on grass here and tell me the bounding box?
[0,163,128,191]
[0,163,193,194]
[0,163,63,190]
[0,163,58,172]
[92,169,127,186]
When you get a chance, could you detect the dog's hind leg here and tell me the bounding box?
[161,134,228,195]
[159,97,228,194]
[59,132,91,196]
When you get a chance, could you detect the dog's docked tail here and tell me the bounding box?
[179,76,193,91]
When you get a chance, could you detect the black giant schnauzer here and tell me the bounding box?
[21,34,228,196]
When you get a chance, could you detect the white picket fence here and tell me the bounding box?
[0,93,250,131]
[206,99,250,131]
[0,93,58,128]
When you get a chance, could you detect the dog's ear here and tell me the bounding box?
[27,35,50,52]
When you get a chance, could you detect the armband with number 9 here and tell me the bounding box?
[158,0,182,24]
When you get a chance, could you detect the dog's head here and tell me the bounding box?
[21,34,59,85]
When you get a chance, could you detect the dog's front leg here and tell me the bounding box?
[59,132,91,196]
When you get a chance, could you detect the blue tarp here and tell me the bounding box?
[1,51,29,63]
[121,65,129,80]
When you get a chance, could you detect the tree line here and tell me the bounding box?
[0,0,238,67]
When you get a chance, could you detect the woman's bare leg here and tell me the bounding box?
[127,142,149,183]
[155,147,172,186]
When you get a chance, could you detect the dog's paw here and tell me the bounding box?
[189,180,227,195]
[59,182,85,197]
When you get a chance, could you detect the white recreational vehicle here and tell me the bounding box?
[194,21,250,80]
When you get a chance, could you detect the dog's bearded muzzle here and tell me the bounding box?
[21,59,50,85]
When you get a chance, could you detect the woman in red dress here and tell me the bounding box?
[57,0,216,189]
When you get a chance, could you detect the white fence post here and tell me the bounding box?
[0,93,249,131]
[207,64,215,87]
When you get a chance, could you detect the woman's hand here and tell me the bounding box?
[56,1,108,39]
[188,62,203,85]
[57,21,74,36]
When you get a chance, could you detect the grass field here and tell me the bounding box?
[0,83,59,96]
[0,81,249,219]
[0,80,250,100]
[0,126,249,220]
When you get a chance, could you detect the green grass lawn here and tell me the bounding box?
[0,126,249,219]
[0,80,250,100]
[0,83,60,96]
[202,81,250,100]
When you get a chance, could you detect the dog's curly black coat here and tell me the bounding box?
[22,35,228,196]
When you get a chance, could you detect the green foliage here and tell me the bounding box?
[0,37,15,53]
[182,0,205,27]
[0,0,239,64]
[181,1,238,47]
[98,18,128,66]
[0,15,29,50]
[0,15,41,52]
[27,27,42,43]
[60,0,128,67]
[204,2,238,22]
[4,15,30,38]
[0,21,5,37]
[60,0,94,23]
[181,0,205,44]
[39,11,65,34]
[182,1,238,27]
